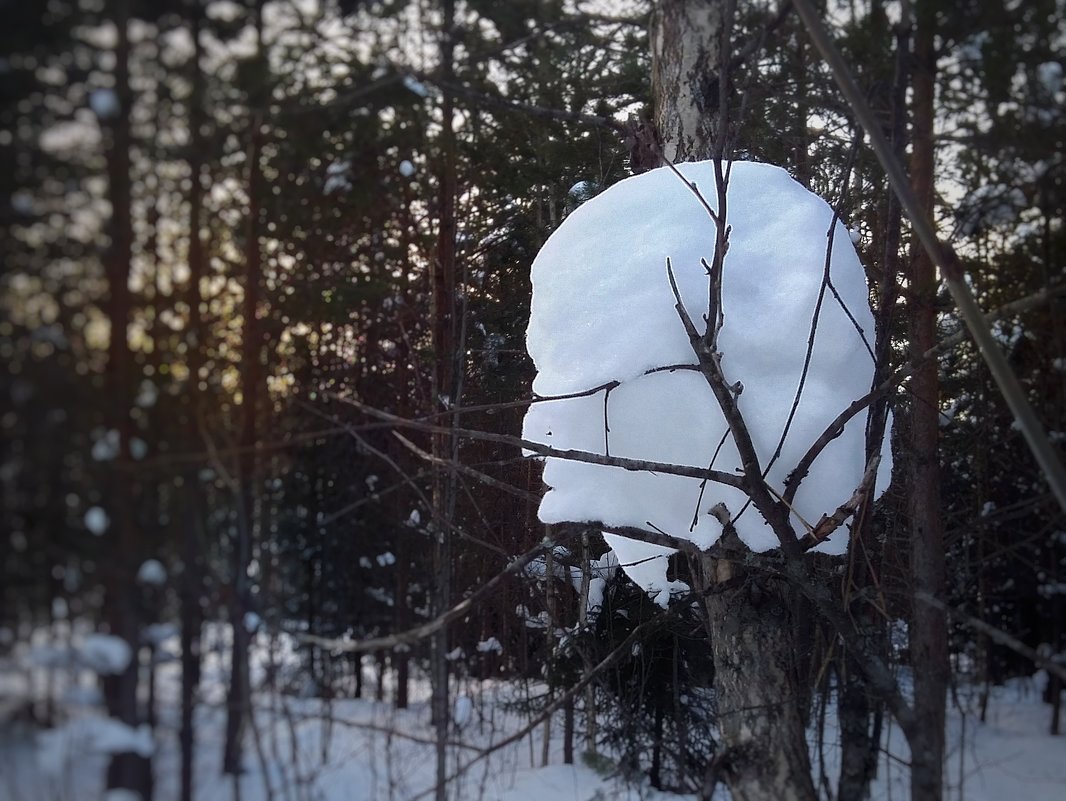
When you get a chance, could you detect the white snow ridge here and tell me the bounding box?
[523,160,890,581]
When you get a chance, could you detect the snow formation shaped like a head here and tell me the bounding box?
[522,160,890,572]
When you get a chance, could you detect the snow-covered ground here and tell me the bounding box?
[1,623,1064,800]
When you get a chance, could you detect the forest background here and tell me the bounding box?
[1,1,1064,800]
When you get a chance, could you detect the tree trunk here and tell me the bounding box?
[101,1,151,797]
[653,5,817,800]
[180,9,207,799]
[839,12,911,800]
[394,531,410,709]
[699,541,817,801]
[541,537,556,767]
[579,531,597,754]
[651,0,728,163]
[224,0,266,776]
[907,6,948,801]
[431,1,459,798]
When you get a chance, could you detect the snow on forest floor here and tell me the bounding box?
[1,623,1064,801]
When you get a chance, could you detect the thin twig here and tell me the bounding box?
[784,282,1066,503]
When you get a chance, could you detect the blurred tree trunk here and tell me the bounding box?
[179,7,208,799]
[224,0,266,776]
[101,0,151,798]
[907,5,947,800]
[578,531,597,755]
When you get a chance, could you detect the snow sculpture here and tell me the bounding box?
[522,161,890,584]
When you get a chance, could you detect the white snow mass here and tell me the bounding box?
[38,717,153,776]
[78,633,132,675]
[136,559,167,586]
[402,75,430,98]
[88,88,120,120]
[84,506,110,535]
[1037,61,1063,96]
[324,160,352,195]
[522,160,889,570]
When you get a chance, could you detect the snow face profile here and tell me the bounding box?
[523,160,890,561]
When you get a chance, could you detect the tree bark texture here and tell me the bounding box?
[698,543,818,801]
[651,0,727,163]
[906,6,948,801]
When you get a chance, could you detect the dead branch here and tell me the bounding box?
[797,454,881,551]
[392,432,540,502]
[784,282,1066,504]
[297,534,570,655]
[666,252,797,550]
[331,394,747,490]
[915,592,1066,684]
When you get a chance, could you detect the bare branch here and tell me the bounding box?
[784,282,1066,503]
[412,595,695,799]
[915,592,1066,684]
[393,432,540,502]
[797,454,881,551]
[667,250,796,548]
[297,535,569,655]
[416,72,626,133]
[330,394,747,490]
[299,399,509,558]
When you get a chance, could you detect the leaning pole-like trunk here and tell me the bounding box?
[838,14,910,801]
[652,3,817,800]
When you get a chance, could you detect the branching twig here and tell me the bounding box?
[299,399,508,557]
[666,249,795,548]
[332,394,747,489]
[797,454,881,551]
[411,595,695,800]
[784,282,1066,503]
[393,432,540,503]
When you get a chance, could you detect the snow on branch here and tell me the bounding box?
[522,160,891,579]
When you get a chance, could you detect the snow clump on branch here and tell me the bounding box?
[522,160,890,579]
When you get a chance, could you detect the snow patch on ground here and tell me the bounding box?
[1,624,1063,800]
